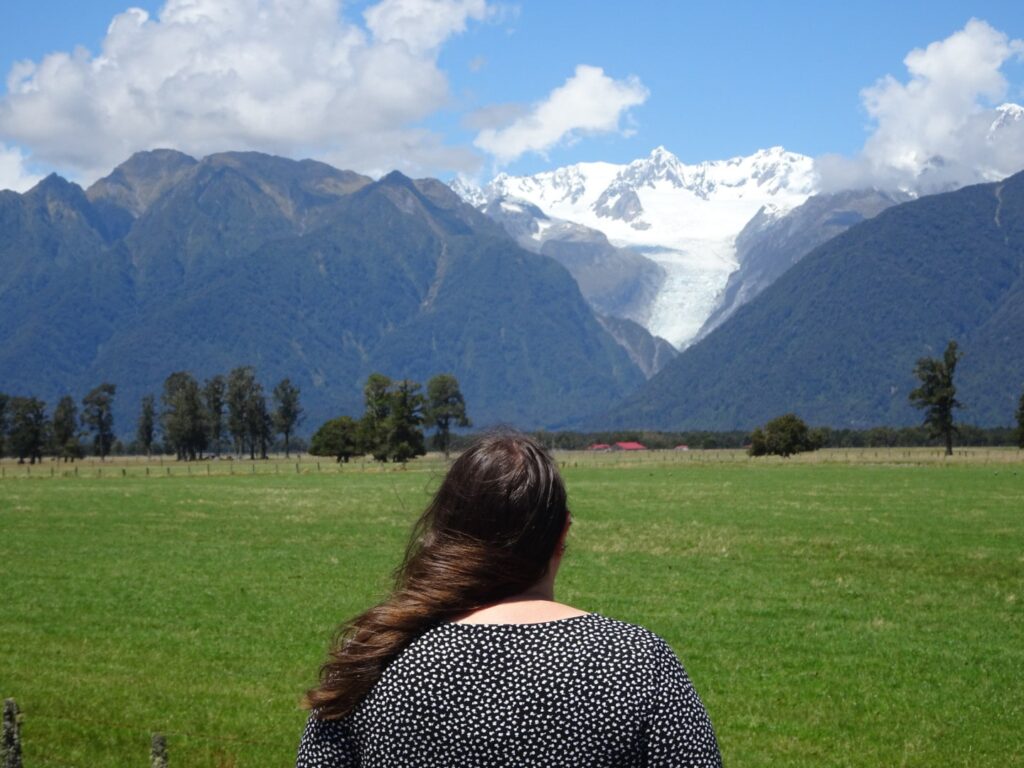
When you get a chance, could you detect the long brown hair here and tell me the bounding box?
[304,431,569,719]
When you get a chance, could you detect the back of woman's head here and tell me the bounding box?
[305,431,568,719]
[417,431,567,569]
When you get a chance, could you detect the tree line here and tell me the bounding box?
[2,342,1021,463]
[0,367,303,463]
[0,384,117,464]
[309,373,470,463]
[151,367,302,461]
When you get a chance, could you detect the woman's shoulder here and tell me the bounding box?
[579,613,684,663]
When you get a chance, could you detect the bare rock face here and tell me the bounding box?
[480,195,665,326]
[596,314,677,379]
[594,187,644,223]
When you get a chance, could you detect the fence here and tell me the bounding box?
[1,447,1023,481]
[1,699,171,768]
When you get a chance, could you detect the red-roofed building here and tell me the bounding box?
[613,441,647,451]
[587,443,612,451]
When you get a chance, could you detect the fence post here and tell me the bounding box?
[150,732,168,768]
[2,698,22,768]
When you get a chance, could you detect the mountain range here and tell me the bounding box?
[0,150,643,433]
[3,136,1024,438]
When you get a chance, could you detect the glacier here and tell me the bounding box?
[455,146,817,348]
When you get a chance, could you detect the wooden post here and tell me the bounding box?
[150,732,168,768]
[2,698,22,768]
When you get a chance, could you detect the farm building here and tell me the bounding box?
[586,443,612,451]
[612,441,647,451]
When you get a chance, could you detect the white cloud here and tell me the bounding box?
[364,0,487,55]
[0,0,489,182]
[817,19,1024,194]
[474,65,649,165]
[0,143,42,192]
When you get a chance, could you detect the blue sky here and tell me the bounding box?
[1,0,1023,188]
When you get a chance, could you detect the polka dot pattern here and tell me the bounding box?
[297,613,722,767]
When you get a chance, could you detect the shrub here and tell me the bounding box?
[748,413,820,457]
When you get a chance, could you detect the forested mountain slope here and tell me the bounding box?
[0,151,644,432]
[606,171,1024,429]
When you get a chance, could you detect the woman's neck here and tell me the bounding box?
[452,597,588,625]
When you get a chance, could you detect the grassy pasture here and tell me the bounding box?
[1,453,1022,766]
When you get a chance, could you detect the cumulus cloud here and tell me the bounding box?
[0,0,489,182]
[365,0,487,55]
[817,19,1024,194]
[474,65,648,165]
[0,143,43,192]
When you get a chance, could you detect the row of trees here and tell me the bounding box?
[310,373,470,463]
[0,385,117,464]
[151,367,302,461]
[0,368,303,464]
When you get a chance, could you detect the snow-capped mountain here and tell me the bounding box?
[456,146,816,347]
[988,102,1024,139]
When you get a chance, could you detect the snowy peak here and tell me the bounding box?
[989,102,1024,138]
[449,176,487,207]
[605,145,815,202]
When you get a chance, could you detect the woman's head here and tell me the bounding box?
[416,431,568,574]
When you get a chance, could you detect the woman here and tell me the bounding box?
[297,432,722,767]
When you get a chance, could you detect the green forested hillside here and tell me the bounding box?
[0,152,644,432]
[607,171,1024,429]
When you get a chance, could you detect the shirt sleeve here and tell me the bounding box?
[641,640,723,767]
[296,713,358,768]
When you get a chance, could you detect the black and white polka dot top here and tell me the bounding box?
[296,612,722,767]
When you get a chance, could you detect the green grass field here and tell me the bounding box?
[2,454,1023,766]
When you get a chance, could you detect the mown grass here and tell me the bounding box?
[1,457,1022,766]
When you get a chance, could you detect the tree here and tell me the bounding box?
[361,373,393,462]
[425,374,471,459]
[161,372,206,461]
[227,366,258,457]
[51,395,83,462]
[9,397,47,464]
[310,416,363,463]
[909,340,962,457]
[385,379,426,463]
[748,413,818,457]
[247,385,273,460]
[272,378,303,458]
[81,383,116,460]
[1016,387,1024,450]
[137,395,157,457]
[203,375,226,456]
